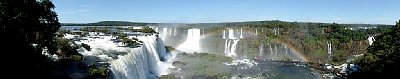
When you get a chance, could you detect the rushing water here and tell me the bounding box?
[61,26,321,79]
[155,27,321,79]
[368,36,375,45]
[155,27,306,60]
[62,26,175,79]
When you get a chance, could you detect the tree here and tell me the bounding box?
[350,20,400,79]
[88,64,108,78]
[326,23,367,43]
[0,0,60,78]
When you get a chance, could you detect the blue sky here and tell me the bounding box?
[53,0,400,24]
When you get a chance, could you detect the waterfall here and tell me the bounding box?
[75,35,173,79]
[163,28,168,35]
[110,35,172,79]
[162,28,168,40]
[224,39,230,56]
[222,30,226,39]
[273,28,277,35]
[176,28,201,53]
[262,28,264,32]
[327,42,332,58]
[173,28,176,36]
[259,43,264,56]
[202,29,205,36]
[277,28,280,35]
[236,29,239,36]
[255,29,258,35]
[230,39,239,57]
[284,45,288,55]
[269,43,274,56]
[227,40,233,56]
[110,48,151,79]
[226,40,233,56]
[224,39,239,57]
[154,27,159,32]
[368,36,375,45]
[224,28,240,57]
[228,29,236,39]
[240,28,243,39]
[168,28,172,35]
[274,44,278,57]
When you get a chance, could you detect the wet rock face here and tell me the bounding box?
[172,61,186,67]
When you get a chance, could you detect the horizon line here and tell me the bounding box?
[60,20,396,25]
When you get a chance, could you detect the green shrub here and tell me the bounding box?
[70,55,82,61]
[89,66,108,76]
[122,38,138,46]
[81,43,91,51]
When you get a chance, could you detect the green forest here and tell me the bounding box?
[350,20,400,79]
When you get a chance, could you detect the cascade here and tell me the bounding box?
[236,29,239,36]
[255,29,258,35]
[240,28,243,38]
[225,40,232,57]
[230,39,239,57]
[202,29,205,36]
[222,30,226,39]
[368,36,375,45]
[162,28,168,40]
[277,28,280,35]
[284,45,288,55]
[176,28,201,52]
[173,28,176,36]
[224,39,230,56]
[259,43,264,56]
[269,43,274,56]
[110,35,173,79]
[228,29,236,39]
[75,35,173,79]
[262,28,264,32]
[168,28,172,35]
[154,27,159,32]
[327,42,332,58]
[224,28,240,58]
[172,28,176,36]
[274,44,278,56]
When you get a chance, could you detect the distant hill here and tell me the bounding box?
[61,20,393,28]
[61,21,156,26]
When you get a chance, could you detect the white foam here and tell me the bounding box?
[223,59,258,69]
[66,33,174,79]
[176,28,201,53]
[368,36,375,45]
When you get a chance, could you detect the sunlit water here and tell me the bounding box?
[61,26,321,79]
[155,27,321,79]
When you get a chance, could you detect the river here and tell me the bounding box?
[61,26,322,79]
[155,27,321,79]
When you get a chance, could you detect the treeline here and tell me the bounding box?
[61,20,391,28]
[348,20,400,79]
[194,20,393,64]
[220,20,394,63]
[62,21,155,26]
[185,20,391,28]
